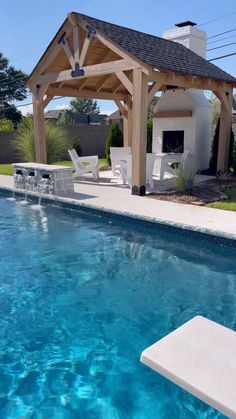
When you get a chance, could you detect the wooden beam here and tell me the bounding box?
[34,59,136,85]
[148,82,162,104]
[213,90,231,112]
[43,95,53,109]
[216,89,233,172]
[73,14,150,75]
[36,83,49,101]
[28,21,72,84]
[97,49,111,64]
[73,24,80,63]
[60,36,75,69]
[123,100,132,147]
[95,74,112,91]
[111,79,122,93]
[77,78,88,90]
[114,100,127,118]
[79,35,94,67]
[150,69,233,93]
[153,110,193,118]
[32,94,47,163]
[47,86,129,101]
[116,71,133,95]
[131,68,148,196]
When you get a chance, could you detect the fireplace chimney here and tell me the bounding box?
[163,21,207,58]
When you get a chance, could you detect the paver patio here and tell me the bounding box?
[1,173,236,241]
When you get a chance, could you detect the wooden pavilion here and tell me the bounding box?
[28,12,236,195]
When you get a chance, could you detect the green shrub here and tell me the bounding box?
[71,138,82,156]
[15,117,67,163]
[147,118,153,153]
[0,118,14,132]
[175,164,195,193]
[105,123,123,163]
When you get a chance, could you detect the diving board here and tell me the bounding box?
[141,316,236,418]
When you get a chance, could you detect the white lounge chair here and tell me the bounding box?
[160,149,190,180]
[110,147,131,176]
[68,149,99,180]
[119,153,156,189]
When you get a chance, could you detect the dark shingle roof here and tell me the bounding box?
[77,13,236,84]
[44,110,62,119]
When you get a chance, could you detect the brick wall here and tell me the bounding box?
[0,124,111,164]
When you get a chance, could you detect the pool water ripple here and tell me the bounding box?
[0,197,234,418]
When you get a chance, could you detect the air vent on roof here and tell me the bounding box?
[175,21,197,27]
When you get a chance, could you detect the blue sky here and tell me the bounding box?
[1,0,236,115]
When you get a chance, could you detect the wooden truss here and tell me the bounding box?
[28,12,236,195]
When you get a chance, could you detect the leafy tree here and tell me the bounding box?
[0,53,28,125]
[147,118,153,153]
[70,98,100,114]
[105,123,123,163]
[15,117,67,164]
[58,109,73,126]
[148,96,158,118]
[0,118,14,131]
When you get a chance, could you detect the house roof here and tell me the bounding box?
[74,13,236,83]
[44,109,63,119]
[44,109,107,123]
[106,110,122,120]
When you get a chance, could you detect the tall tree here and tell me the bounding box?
[0,53,28,125]
[70,98,100,114]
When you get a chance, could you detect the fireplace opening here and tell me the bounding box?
[162,130,184,153]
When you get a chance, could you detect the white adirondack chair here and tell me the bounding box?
[110,147,131,175]
[119,153,156,189]
[160,149,190,180]
[68,149,99,180]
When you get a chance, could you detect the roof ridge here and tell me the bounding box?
[74,11,185,49]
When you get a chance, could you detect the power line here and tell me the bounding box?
[0,73,28,86]
[0,96,64,112]
[198,12,236,27]
[208,28,236,40]
[208,35,236,45]
[208,51,236,61]
[207,41,236,51]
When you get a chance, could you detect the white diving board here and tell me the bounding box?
[141,316,236,418]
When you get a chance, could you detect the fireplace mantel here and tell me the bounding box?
[153,110,193,118]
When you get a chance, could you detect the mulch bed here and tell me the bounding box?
[148,177,236,206]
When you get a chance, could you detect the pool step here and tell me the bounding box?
[141,316,236,418]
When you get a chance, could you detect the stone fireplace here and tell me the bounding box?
[152,21,212,173]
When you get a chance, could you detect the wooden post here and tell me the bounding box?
[131,68,148,196]
[32,94,47,163]
[123,100,132,147]
[217,89,233,172]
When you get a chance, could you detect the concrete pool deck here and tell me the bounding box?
[1,173,236,241]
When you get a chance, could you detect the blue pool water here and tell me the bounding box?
[0,196,235,418]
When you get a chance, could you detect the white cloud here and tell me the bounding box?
[54,104,70,110]
[101,109,115,115]
[20,104,33,116]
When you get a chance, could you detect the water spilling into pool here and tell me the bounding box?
[0,196,234,418]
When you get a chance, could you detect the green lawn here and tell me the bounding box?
[207,188,236,212]
[0,159,109,176]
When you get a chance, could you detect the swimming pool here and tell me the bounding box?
[0,195,235,418]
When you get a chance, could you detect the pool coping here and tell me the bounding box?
[1,184,236,245]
